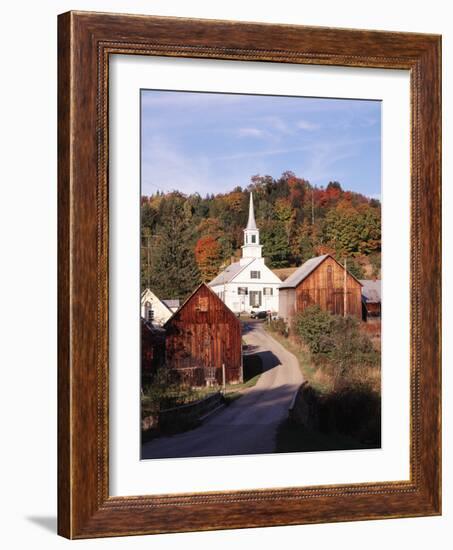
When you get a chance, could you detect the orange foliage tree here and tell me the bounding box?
[194,235,223,282]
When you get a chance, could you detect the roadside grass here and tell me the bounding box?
[265,320,381,450]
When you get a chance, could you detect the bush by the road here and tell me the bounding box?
[268,317,289,337]
[294,305,379,392]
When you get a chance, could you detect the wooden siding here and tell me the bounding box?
[278,287,296,321]
[296,257,362,318]
[165,284,243,386]
[280,256,362,321]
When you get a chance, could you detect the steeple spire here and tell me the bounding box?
[246,192,257,230]
[241,191,262,263]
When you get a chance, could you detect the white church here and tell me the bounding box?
[209,193,282,314]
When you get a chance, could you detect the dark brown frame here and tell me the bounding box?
[58,11,441,539]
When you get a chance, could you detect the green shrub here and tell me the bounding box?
[295,306,379,391]
[142,367,203,413]
[321,316,379,389]
[294,305,333,354]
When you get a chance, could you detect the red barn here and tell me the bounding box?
[164,283,243,387]
[278,254,363,322]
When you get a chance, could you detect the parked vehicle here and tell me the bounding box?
[250,310,269,319]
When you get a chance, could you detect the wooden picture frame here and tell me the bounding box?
[58,11,441,539]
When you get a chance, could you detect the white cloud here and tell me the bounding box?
[297,119,320,131]
[237,127,268,138]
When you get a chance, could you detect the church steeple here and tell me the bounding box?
[246,192,257,230]
[241,192,262,263]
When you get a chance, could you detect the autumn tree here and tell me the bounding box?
[194,236,223,282]
[140,171,381,283]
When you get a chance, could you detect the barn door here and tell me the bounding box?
[333,290,352,316]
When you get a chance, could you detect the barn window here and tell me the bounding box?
[263,287,273,296]
[327,265,333,287]
[238,287,248,295]
[198,297,209,312]
[250,270,261,279]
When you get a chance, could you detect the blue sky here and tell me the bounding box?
[141,90,381,199]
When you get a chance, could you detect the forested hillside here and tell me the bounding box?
[141,171,381,300]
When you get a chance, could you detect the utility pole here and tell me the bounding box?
[147,234,151,288]
[311,186,315,225]
[343,257,347,317]
[140,232,158,289]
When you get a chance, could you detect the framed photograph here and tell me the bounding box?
[58,11,441,539]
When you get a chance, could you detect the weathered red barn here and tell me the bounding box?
[278,254,363,322]
[164,283,243,387]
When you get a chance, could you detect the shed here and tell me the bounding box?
[164,283,243,387]
[360,279,381,320]
[278,254,363,322]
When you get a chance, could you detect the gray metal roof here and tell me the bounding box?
[208,259,253,287]
[359,279,381,303]
[279,255,329,289]
[162,299,180,309]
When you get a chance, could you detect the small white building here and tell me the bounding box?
[140,289,174,326]
[209,193,281,314]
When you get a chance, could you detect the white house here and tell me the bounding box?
[209,193,282,314]
[140,289,174,326]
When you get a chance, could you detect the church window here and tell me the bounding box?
[249,291,262,307]
[250,270,261,279]
[147,308,154,322]
[251,235,256,243]
[238,287,248,295]
[263,287,273,296]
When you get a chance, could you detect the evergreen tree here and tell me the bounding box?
[148,202,201,301]
[261,221,291,268]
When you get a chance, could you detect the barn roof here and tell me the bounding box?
[162,299,180,309]
[279,255,329,289]
[164,282,240,327]
[279,254,363,289]
[359,279,381,303]
[208,259,253,287]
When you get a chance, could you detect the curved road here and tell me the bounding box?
[141,321,303,459]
